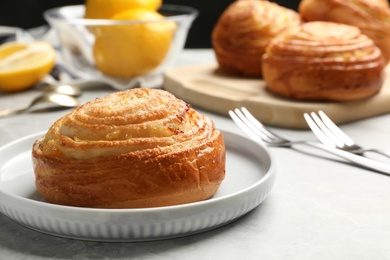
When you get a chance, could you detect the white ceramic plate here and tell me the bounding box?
[0,130,275,242]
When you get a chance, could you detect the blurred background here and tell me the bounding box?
[0,0,300,48]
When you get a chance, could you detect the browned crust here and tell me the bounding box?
[32,89,226,208]
[212,0,301,77]
[299,0,390,64]
[262,21,385,101]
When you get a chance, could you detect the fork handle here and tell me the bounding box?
[0,106,28,118]
[364,149,390,159]
[301,141,390,175]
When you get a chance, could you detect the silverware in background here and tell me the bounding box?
[304,111,390,159]
[0,68,82,118]
[0,92,79,118]
[229,107,390,175]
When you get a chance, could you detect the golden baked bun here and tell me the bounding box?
[212,0,301,77]
[299,0,390,64]
[32,88,226,208]
[262,21,385,101]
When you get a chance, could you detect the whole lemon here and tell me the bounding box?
[92,8,176,78]
[85,0,162,19]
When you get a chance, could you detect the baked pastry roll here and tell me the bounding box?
[212,0,301,77]
[32,88,226,208]
[262,21,385,101]
[299,0,390,64]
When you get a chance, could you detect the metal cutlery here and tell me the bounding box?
[0,93,79,118]
[304,111,390,159]
[0,76,82,118]
[229,107,390,175]
[41,83,82,97]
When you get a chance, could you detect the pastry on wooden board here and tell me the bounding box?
[212,0,301,77]
[262,21,385,101]
[32,88,226,208]
[299,0,390,64]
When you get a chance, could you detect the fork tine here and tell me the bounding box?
[318,110,355,146]
[230,108,283,144]
[309,112,345,148]
[240,107,285,141]
[229,109,266,144]
[304,113,336,147]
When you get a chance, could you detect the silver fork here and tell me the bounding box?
[229,107,390,175]
[304,111,390,159]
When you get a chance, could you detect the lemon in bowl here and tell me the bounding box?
[84,0,162,18]
[92,8,177,78]
[44,4,198,89]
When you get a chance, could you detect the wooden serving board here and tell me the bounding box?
[163,63,390,129]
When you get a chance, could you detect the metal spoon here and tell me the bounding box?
[0,93,79,118]
[43,83,82,97]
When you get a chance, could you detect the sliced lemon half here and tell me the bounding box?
[0,41,56,92]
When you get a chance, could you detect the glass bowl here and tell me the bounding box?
[44,5,198,89]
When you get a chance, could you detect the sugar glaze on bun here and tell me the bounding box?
[32,88,226,208]
[262,21,385,101]
[299,0,390,64]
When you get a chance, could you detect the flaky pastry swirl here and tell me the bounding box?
[262,21,385,101]
[212,0,301,77]
[299,0,390,64]
[32,89,225,208]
